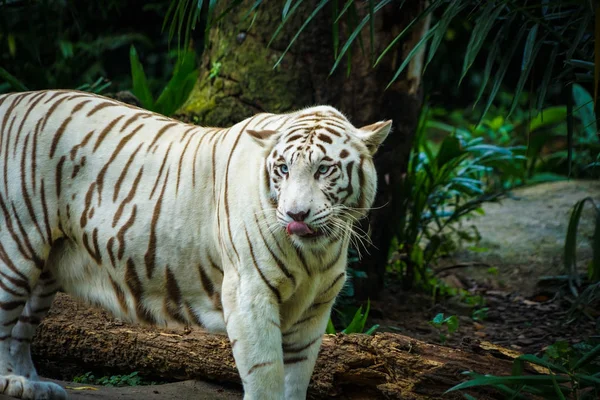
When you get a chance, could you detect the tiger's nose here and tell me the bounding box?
[287,210,310,221]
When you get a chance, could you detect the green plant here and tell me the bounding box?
[208,61,222,80]
[447,340,600,399]
[471,307,489,322]
[526,85,600,180]
[72,371,156,387]
[564,198,600,295]
[392,105,524,290]
[326,299,379,335]
[129,45,198,116]
[556,197,600,322]
[430,83,600,187]
[75,77,112,94]
[429,313,459,344]
[165,1,595,118]
[0,0,153,93]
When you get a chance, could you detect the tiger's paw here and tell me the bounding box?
[0,375,67,400]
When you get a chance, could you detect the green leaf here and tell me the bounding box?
[478,21,528,124]
[273,0,330,69]
[528,173,568,184]
[595,3,600,118]
[0,67,28,92]
[473,16,505,109]
[591,209,600,282]
[348,0,365,60]
[446,375,570,393]
[330,0,392,75]
[567,59,594,71]
[364,324,379,335]
[368,0,375,62]
[206,0,218,28]
[564,198,595,293]
[507,25,544,119]
[239,0,262,21]
[436,135,465,169]
[282,0,293,19]
[431,313,444,326]
[551,374,567,400]
[374,0,441,68]
[575,373,600,386]
[386,23,438,88]
[332,0,339,58]
[572,83,598,142]
[460,2,505,85]
[567,12,591,61]
[573,343,600,370]
[7,34,16,57]
[536,44,559,111]
[269,0,315,50]
[342,305,365,334]
[185,0,204,49]
[334,0,356,23]
[214,0,247,24]
[360,299,371,329]
[129,45,154,111]
[326,318,336,334]
[178,0,192,50]
[58,39,74,59]
[0,83,11,94]
[154,50,198,116]
[512,358,524,377]
[426,0,465,70]
[566,81,574,178]
[516,354,568,374]
[444,315,459,334]
[529,106,567,132]
[163,0,188,47]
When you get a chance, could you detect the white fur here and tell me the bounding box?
[0,91,390,400]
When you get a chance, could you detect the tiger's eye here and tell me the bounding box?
[318,165,329,174]
[279,164,289,174]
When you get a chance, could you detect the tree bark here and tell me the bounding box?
[178,1,429,299]
[33,294,520,399]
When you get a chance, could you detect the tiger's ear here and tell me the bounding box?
[356,120,392,155]
[247,129,279,148]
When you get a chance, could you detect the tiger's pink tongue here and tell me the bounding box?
[286,221,314,236]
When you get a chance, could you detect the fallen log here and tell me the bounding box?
[32,294,520,399]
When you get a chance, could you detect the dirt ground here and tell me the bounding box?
[370,179,600,354]
[26,179,600,399]
[440,179,599,295]
[0,379,242,400]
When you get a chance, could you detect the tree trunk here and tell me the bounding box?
[33,294,522,400]
[178,1,429,299]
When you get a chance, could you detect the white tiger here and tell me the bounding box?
[0,90,391,400]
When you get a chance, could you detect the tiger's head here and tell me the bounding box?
[248,106,391,247]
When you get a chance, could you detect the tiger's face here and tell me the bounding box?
[248,106,391,247]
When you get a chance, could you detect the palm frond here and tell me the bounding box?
[478,21,529,125]
[160,0,596,124]
[460,1,504,85]
[330,0,392,75]
[272,0,330,69]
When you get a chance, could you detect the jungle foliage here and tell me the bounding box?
[1,0,599,297]
[449,340,600,399]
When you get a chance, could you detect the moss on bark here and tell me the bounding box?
[181,2,317,126]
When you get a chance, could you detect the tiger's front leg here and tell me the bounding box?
[282,301,334,400]
[221,270,285,400]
